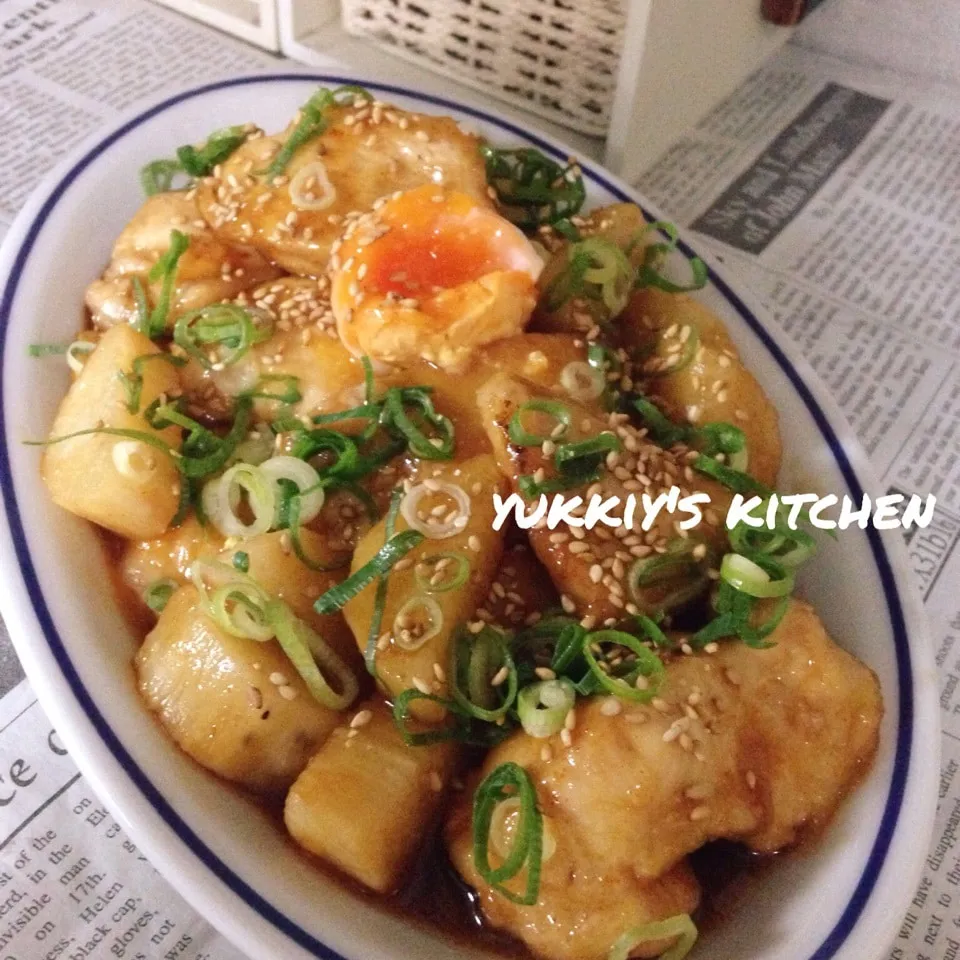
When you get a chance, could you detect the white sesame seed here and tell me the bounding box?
[350,709,373,728]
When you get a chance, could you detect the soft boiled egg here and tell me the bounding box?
[330,184,543,369]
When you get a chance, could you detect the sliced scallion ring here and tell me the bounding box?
[627,541,710,612]
[400,482,471,539]
[472,762,543,906]
[266,600,358,710]
[608,914,698,960]
[174,303,273,370]
[559,361,605,402]
[719,553,794,598]
[517,678,575,738]
[209,581,274,641]
[314,527,425,615]
[582,629,664,703]
[392,595,444,651]
[259,456,325,526]
[450,625,518,723]
[66,340,95,374]
[203,462,276,538]
[143,579,178,614]
[508,399,572,446]
[414,552,470,593]
[289,160,337,210]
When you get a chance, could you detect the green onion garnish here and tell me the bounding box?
[517,678,575,738]
[650,324,700,377]
[634,221,708,294]
[508,399,572,446]
[314,526,424,615]
[553,433,621,475]
[140,159,186,196]
[143,579,178,613]
[608,914,698,960]
[28,343,68,357]
[242,374,303,405]
[392,689,470,747]
[174,303,273,370]
[719,552,794,599]
[177,126,248,177]
[545,236,634,318]
[382,387,455,459]
[692,453,770,498]
[627,540,710,612]
[587,343,622,411]
[136,230,190,339]
[117,353,187,414]
[264,86,371,180]
[266,600,358,709]
[729,499,816,567]
[472,762,543,906]
[232,551,250,573]
[450,625,518,723]
[480,145,585,229]
[415,553,470,593]
[581,629,664,703]
[633,396,692,449]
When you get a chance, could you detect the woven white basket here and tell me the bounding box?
[340,0,626,136]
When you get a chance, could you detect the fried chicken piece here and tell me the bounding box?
[446,600,880,960]
[195,99,491,277]
[476,372,730,625]
[619,288,782,487]
[85,191,280,330]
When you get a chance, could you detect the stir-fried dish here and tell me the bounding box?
[35,87,882,960]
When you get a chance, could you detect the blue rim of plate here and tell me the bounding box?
[0,74,910,960]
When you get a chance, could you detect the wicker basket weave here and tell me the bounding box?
[341,0,626,136]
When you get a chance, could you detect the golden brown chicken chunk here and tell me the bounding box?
[620,288,782,487]
[476,372,730,625]
[195,98,491,277]
[85,191,280,330]
[446,600,880,959]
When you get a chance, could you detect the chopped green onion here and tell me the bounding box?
[649,324,700,377]
[66,340,96,374]
[259,456,325,527]
[314,527,424,615]
[517,678,575,738]
[545,236,634,318]
[117,353,187,414]
[729,501,816,568]
[392,689,470,747]
[232,551,250,573]
[628,540,710,612]
[361,354,375,403]
[559,361,605,402]
[138,230,190,338]
[609,914,698,960]
[635,221,708,294]
[266,600,358,709]
[202,462,276,539]
[633,397,692,449]
[415,552,470,593]
[177,126,247,177]
[393,595,443,651]
[511,616,587,688]
[143,579,178,613]
[480,145,585,229]
[140,159,186,196]
[509,399,572,446]
[553,433,621,475]
[692,454,771,498]
[450,625,518,723]
[242,374,302,405]
[208,580,274,641]
[383,387,455,459]
[173,303,273,369]
[720,552,794,598]
[582,629,664,703]
[365,488,402,675]
[264,86,368,180]
[28,343,68,357]
[587,343,622,411]
[472,762,543,906]
[518,473,587,498]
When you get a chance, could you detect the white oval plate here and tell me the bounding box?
[0,75,939,960]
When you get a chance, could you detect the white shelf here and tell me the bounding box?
[277,0,605,161]
[151,0,279,51]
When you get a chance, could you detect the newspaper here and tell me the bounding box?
[0,0,958,958]
[636,40,960,960]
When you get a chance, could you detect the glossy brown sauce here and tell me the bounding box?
[104,529,792,957]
